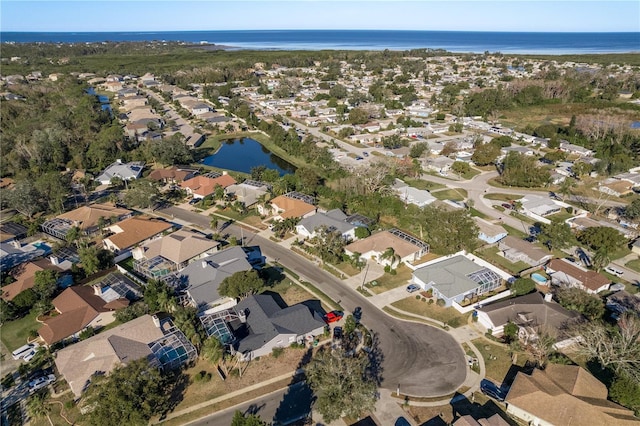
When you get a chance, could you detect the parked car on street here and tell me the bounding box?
[501,203,512,209]
[605,266,624,277]
[323,311,343,323]
[353,307,362,323]
[406,284,420,293]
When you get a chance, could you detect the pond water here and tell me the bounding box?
[201,137,296,176]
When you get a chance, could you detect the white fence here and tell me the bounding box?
[451,289,513,314]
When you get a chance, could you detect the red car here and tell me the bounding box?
[324,311,343,323]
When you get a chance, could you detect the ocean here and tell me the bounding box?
[1,30,638,54]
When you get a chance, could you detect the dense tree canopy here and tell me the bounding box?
[499,152,550,188]
[219,270,265,299]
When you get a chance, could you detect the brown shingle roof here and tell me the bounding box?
[38,286,111,345]
[148,166,194,183]
[500,236,551,263]
[1,262,44,301]
[270,195,316,219]
[547,258,611,292]
[345,230,421,259]
[180,175,237,197]
[57,203,132,230]
[136,229,219,265]
[104,217,172,251]
[506,365,637,426]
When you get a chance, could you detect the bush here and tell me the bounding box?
[193,370,212,383]
[436,298,446,307]
[447,317,461,328]
[389,269,397,275]
[415,295,421,300]
[272,347,284,358]
[428,299,434,305]
[384,265,391,273]
[421,297,426,302]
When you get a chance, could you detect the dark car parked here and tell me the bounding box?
[480,379,507,401]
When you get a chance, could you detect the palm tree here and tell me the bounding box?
[592,248,611,272]
[210,216,219,231]
[380,247,400,269]
[27,391,53,426]
[201,336,225,365]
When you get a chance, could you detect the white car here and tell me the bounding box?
[28,375,56,394]
[22,350,37,362]
[605,266,624,277]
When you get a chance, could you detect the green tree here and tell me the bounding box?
[84,359,174,426]
[623,199,640,220]
[124,179,160,209]
[33,270,59,302]
[379,247,400,268]
[201,336,225,364]
[348,107,369,125]
[409,142,429,158]
[344,315,357,335]
[591,248,611,273]
[451,161,471,176]
[354,227,371,239]
[78,245,113,276]
[329,84,348,99]
[510,277,536,296]
[230,411,267,426]
[539,220,576,250]
[503,321,519,343]
[6,180,43,219]
[610,372,640,416]
[172,305,206,349]
[555,287,605,320]
[306,346,378,423]
[143,280,176,313]
[219,270,265,300]
[577,226,627,254]
[11,288,37,311]
[499,152,550,188]
[26,390,52,426]
[471,142,501,166]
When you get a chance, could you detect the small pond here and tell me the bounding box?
[201,137,296,176]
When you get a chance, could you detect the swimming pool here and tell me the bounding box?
[531,273,548,284]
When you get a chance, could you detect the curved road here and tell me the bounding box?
[159,205,466,397]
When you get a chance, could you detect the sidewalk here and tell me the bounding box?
[154,370,302,424]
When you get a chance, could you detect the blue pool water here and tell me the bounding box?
[531,273,547,284]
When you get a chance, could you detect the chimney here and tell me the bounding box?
[201,260,208,269]
[152,315,161,328]
[544,293,553,302]
[222,171,228,175]
[50,255,60,265]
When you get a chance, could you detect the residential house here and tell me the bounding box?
[498,236,553,267]
[55,314,197,398]
[614,172,640,188]
[559,142,593,157]
[632,238,640,255]
[412,254,504,307]
[132,229,219,280]
[261,193,317,221]
[41,203,132,240]
[295,209,357,240]
[91,273,143,306]
[102,216,172,255]
[476,292,580,345]
[545,258,611,294]
[598,179,634,197]
[224,181,270,208]
[173,246,254,314]
[474,218,507,244]
[505,364,637,426]
[231,294,326,361]
[148,166,198,184]
[95,160,144,185]
[0,239,52,271]
[1,262,62,301]
[392,179,437,207]
[180,173,237,199]
[38,286,123,345]
[345,229,429,267]
[424,156,455,175]
[520,195,562,218]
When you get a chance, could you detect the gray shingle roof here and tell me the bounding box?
[177,246,252,308]
[234,294,325,353]
[297,209,354,235]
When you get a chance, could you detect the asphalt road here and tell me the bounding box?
[158,205,467,397]
[187,382,313,426]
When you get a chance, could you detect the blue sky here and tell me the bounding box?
[1,1,639,32]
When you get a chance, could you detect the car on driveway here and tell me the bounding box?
[395,417,412,426]
[28,374,56,394]
[323,311,343,323]
[501,203,513,209]
[480,379,507,401]
[333,326,343,340]
[406,284,420,293]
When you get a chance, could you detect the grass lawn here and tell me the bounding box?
[0,310,40,352]
[502,224,530,239]
[547,208,576,222]
[472,338,529,384]
[432,188,468,201]
[610,245,631,261]
[469,207,490,219]
[32,392,83,426]
[390,298,471,328]
[475,246,530,275]
[332,261,361,277]
[365,264,412,294]
[404,178,446,192]
[625,258,640,272]
[462,167,481,180]
[485,193,522,202]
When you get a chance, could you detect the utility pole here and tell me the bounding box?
[360,263,370,291]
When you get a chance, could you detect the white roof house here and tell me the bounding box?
[95,160,144,185]
[392,179,437,207]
